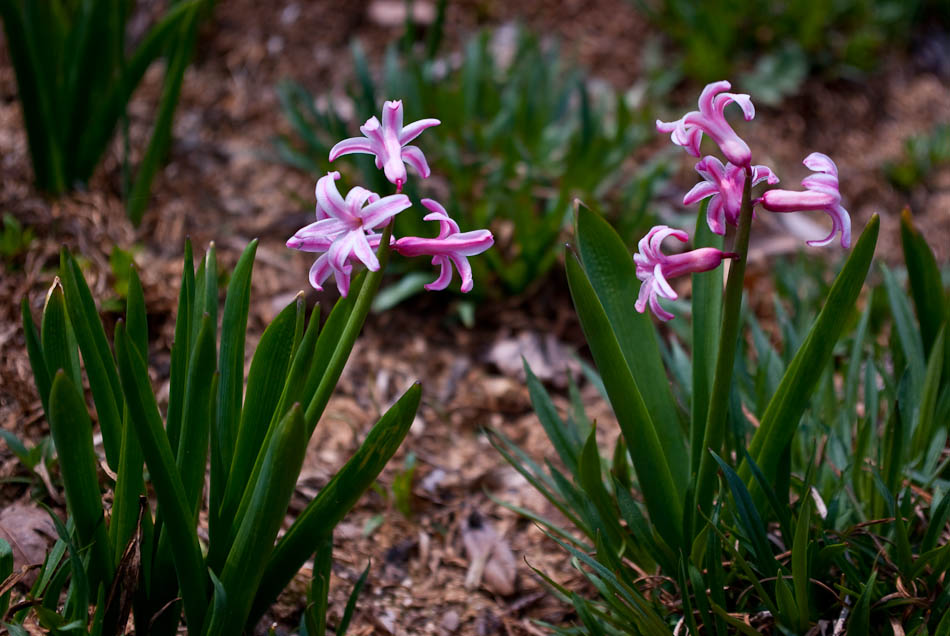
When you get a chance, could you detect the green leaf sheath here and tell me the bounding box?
[566,253,683,551]
[742,216,879,492]
[246,383,421,629]
[48,372,114,588]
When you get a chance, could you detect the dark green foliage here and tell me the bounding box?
[634,0,944,102]
[501,209,950,633]
[13,238,420,634]
[0,0,210,223]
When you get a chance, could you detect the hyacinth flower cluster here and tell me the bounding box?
[637,80,852,321]
[287,100,494,296]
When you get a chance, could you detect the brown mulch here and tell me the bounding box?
[1,1,948,634]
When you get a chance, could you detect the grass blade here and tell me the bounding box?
[900,208,946,357]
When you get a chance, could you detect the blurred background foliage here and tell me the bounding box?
[631,0,950,104]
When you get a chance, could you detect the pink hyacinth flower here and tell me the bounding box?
[287,172,410,296]
[684,156,779,235]
[634,225,738,321]
[393,199,494,293]
[656,80,755,167]
[759,152,851,248]
[329,100,440,189]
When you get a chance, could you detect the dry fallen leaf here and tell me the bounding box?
[0,501,58,587]
[462,510,516,596]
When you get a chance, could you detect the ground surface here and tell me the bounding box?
[0,1,948,635]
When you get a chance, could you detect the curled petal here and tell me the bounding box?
[329,137,376,161]
[425,256,453,291]
[683,180,719,206]
[315,172,349,221]
[399,118,441,145]
[401,145,432,178]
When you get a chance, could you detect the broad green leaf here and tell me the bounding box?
[222,294,301,525]
[60,249,122,469]
[48,372,114,587]
[743,215,879,492]
[207,404,307,636]
[248,383,421,628]
[213,239,258,513]
[901,208,946,357]
[574,204,686,487]
[566,251,683,551]
[913,325,946,461]
[115,321,206,630]
[0,538,11,617]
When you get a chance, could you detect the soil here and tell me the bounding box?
[0,1,948,635]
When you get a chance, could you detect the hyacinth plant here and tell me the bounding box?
[493,80,950,633]
[10,100,491,635]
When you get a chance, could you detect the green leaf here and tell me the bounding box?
[337,560,371,636]
[0,538,12,618]
[574,204,686,486]
[212,239,258,521]
[743,215,879,493]
[41,279,81,392]
[177,314,216,519]
[524,359,581,475]
[710,452,778,577]
[576,427,624,551]
[248,383,421,629]
[126,2,201,225]
[221,294,301,525]
[305,535,332,636]
[566,251,683,551]
[883,264,926,392]
[900,208,946,357]
[47,372,114,588]
[791,498,812,632]
[59,249,123,470]
[115,321,207,630]
[21,298,51,416]
[207,403,308,635]
[166,238,195,455]
[848,570,877,634]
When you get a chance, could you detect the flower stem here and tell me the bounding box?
[691,167,753,536]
